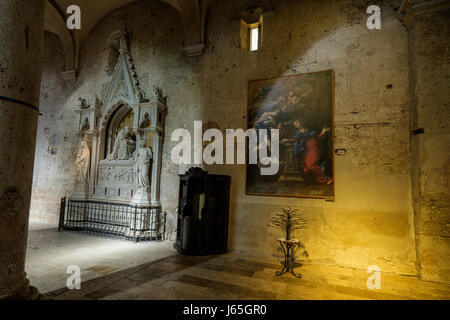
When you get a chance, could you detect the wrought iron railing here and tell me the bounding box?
[59,197,166,242]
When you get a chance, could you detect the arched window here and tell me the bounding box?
[240,6,264,52]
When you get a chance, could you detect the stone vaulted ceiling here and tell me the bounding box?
[44,0,213,78]
[43,0,450,79]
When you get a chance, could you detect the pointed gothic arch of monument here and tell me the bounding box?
[103,102,135,160]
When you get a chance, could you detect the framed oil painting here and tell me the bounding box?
[246,70,335,199]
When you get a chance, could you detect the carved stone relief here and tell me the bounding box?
[113,72,130,100]
[98,165,135,185]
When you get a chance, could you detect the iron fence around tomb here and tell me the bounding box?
[58,197,166,242]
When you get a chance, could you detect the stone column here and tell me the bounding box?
[151,131,163,206]
[398,0,450,284]
[89,133,100,194]
[0,0,45,299]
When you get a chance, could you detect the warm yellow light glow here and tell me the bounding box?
[118,110,134,132]
[250,27,259,51]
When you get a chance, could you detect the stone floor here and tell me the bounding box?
[26,223,176,293]
[27,224,450,300]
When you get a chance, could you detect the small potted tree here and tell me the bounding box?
[268,206,306,278]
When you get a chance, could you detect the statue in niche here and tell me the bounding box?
[81,118,90,132]
[95,95,102,109]
[134,141,153,191]
[75,141,91,185]
[139,113,151,129]
[106,126,136,160]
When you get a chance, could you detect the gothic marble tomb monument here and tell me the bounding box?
[66,31,167,241]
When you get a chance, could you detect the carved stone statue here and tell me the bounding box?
[81,118,90,132]
[106,126,136,160]
[77,98,89,110]
[134,141,153,191]
[154,86,167,104]
[94,95,102,109]
[75,141,91,185]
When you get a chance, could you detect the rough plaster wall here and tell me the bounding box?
[202,0,415,276]
[30,32,79,225]
[31,0,418,277]
[409,9,450,283]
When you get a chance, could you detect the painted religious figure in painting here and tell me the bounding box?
[246,70,334,199]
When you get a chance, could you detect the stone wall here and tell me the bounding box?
[408,8,450,283]
[204,0,415,277]
[30,32,78,224]
[29,0,445,281]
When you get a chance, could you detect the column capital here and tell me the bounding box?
[61,70,77,82]
[182,43,205,57]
